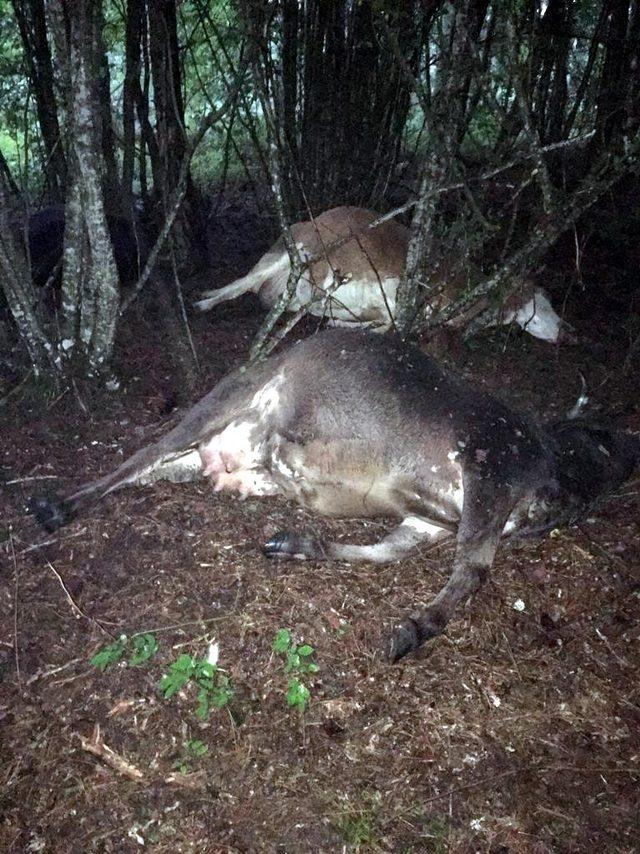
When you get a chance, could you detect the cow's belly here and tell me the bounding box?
[200,426,467,527]
[269,437,465,523]
[315,276,399,324]
[283,470,402,518]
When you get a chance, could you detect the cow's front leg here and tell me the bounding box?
[264,516,450,563]
[389,480,511,662]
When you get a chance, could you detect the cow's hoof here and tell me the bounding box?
[388,619,420,663]
[263,531,306,560]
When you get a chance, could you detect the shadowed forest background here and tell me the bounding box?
[1,1,640,852]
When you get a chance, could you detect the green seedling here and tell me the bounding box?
[129,633,158,666]
[334,791,382,851]
[172,738,210,773]
[159,652,234,720]
[185,738,209,757]
[90,633,159,671]
[90,636,128,671]
[272,628,319,712]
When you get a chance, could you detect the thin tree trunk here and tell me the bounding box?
[0,174,56,377]
[49,0,120,374]
[391,0,487,336]
[122,0,144,215]
[148,0,207,269]
[96,2,121,210]
[11,0,66,201]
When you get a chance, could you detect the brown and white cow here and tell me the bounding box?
[195,206,567,343]
[32,329,638,661]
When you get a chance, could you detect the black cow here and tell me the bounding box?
[27,205,148,289]
[32,329,639,661]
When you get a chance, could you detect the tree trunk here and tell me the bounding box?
[0,174,56,377]
[11,0,66,201]
[268,0,420,212]
[594,0,632,152]
[394,0,488,337]
[49,0,120,375]
[122,0,144,215]
[96,2,121,211]
[148,0,207,270]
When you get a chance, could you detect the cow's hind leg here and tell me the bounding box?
[388,478,512,662]
[264,516,450,563]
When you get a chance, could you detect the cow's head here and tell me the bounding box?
[550,420,640,506]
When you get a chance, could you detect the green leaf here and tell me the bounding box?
[90,638,127,672]
[273,628,292,653]
[173,761,189,774]
[297,644,314,657]
[186,739,209,757]
[285,651,301,672]
[159,655,195,698]
[286,679,310,711]
[308,662,320,673]
[159,673,186,699]
[196,687,212,720]
[213,675,234,708]
[173,653,196,673]
[194,661,216,680]
[129,633,158,666]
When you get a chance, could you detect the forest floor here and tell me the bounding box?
[1,245,640,852]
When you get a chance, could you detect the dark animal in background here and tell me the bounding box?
[32,330,639,661]
[27,205,148,290]
[195,206,570,343]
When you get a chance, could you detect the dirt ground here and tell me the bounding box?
[1,249,640,852]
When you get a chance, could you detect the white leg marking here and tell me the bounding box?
[511,289,562,342]
[402,516,447,538]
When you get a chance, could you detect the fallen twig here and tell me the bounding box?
[10,533,21,687]
[78,723,208,789]
[77,724,144,781]
[45,560,114,638]
[26,657,82,686]
[16,528,87,557]
[16,527,87,557]
[5,474,62,485]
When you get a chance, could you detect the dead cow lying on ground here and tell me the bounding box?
[33,330,639,661]
[194,206,569,343]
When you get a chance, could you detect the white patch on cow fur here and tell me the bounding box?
[403,516,446,538]
[250,373,283,417]
[214,469,278,498]
[509,289,562,343]
[271,453,297,480]
[317,272,399,327]
[441,478,464,513]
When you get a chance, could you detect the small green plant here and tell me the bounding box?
[272,628,319,713]
[90,633,159,671]
[90,636,128,671]
[334,792,381,851]
[185,738,209,757]
[129,633,159,665]
[159,653,234,720]
[172,737,210,773]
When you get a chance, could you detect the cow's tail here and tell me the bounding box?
[31,358,277,531]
